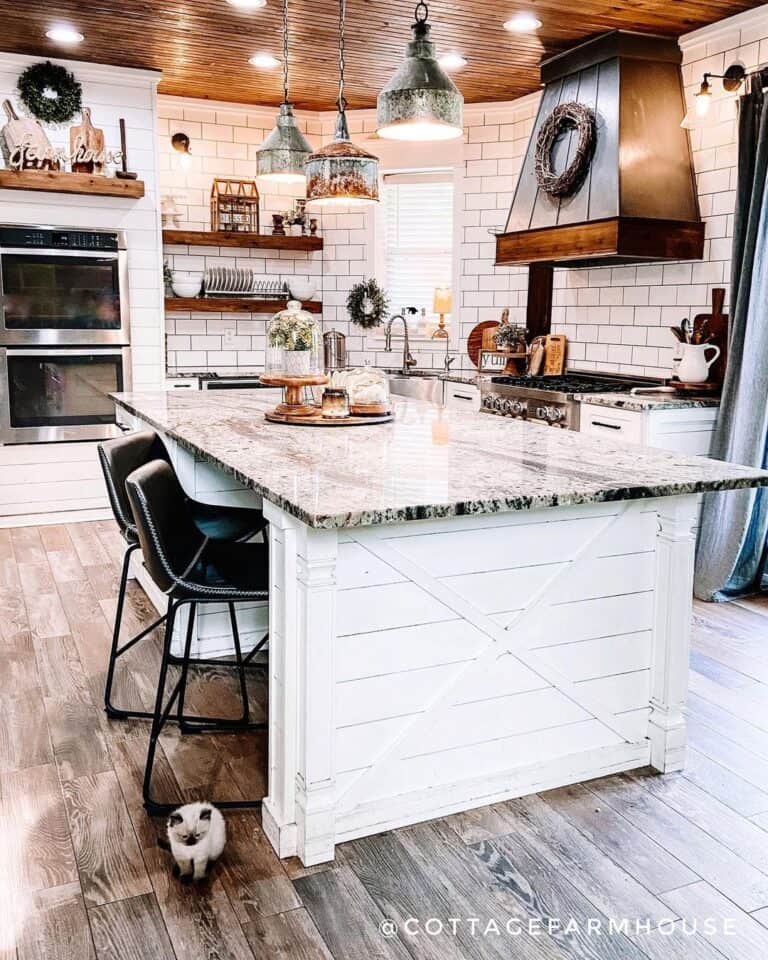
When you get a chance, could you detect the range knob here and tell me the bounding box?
[482,393,496,410]
[510,400,527,417]
[492,395,506,413]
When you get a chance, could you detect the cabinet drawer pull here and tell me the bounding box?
[591,420,622,430]
[452,393,473,401]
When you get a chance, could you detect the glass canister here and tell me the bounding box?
[266,300,322,377]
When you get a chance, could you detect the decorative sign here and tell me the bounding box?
[479,351,513,373]
[8,136,123,172]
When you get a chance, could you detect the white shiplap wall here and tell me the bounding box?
[0,52,163,524]
[0,52,164,389]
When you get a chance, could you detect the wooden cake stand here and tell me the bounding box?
[259,373,329,417]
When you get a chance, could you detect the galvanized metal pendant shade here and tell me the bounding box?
[255,0,313,182]
[305,0,379,206]
[377,1,463,141]
[256,103,313,182]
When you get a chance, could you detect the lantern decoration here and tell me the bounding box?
[210,178,260,233]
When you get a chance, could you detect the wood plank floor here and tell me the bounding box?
[3,521,768,959]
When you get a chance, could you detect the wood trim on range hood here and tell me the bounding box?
[496,31,704,268]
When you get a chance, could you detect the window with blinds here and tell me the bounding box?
[383,172,454,319]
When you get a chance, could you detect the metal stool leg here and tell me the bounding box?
[143,601,186,815]
[104,543,168,722]
[175,603,197,726]
[178,603,268,734]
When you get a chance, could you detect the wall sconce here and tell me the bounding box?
[681,63,759,129]
[171,131,192,170]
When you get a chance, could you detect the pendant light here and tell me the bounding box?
[377,1,463,142]
[255,0,313,183]
[305,0,379,207]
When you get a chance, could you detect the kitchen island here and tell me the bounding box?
[113,390,768,865]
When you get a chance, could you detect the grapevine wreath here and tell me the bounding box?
[347,278,390,329]
[18,61,82,124]
[534,101,596,198]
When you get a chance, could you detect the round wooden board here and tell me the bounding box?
[259,373,329,388]
[265,408,394,427]
[466,320,500,368]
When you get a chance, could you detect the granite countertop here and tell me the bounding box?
[113,390,766,529]
[576,391,721,411]
[167,367,487,386]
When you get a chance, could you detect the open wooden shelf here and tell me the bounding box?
[165,297,322,314]
[163,229,323,251]
[0,169,145,198]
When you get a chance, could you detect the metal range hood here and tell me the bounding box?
[495,31,704,268]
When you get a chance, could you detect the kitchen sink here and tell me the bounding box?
[387,374,444,405]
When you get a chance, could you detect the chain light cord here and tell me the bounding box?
[337,0,347,113]
[282,0,289,103]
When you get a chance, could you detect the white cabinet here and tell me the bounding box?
[164,377,200,390]
[444,382,480,410]
[580,402,718,456]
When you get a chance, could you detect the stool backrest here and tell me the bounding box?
[98,431,171,538]
[125,459,204,595]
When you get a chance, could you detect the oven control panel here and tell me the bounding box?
[0,226,120,251]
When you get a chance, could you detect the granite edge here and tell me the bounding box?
[113,395,767,531]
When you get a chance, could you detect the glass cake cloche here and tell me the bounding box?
[266,300,323,377]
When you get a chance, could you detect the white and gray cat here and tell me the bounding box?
[163,802,226,881]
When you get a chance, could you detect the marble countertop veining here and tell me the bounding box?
[112,391,767,529]
[576,391,721,411]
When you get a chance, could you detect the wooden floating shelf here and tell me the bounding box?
[0,169,145,198]
[165,297,322,314]
[163,229,323,251]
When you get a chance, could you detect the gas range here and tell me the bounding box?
[480,371,664,430]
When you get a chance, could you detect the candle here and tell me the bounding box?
[321,388,350,419]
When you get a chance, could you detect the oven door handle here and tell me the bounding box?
[3,348,126,357]
[0,247,120,259]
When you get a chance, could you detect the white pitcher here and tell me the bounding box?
[677,343,721,383]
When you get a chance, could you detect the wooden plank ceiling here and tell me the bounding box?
[0,0,761,109]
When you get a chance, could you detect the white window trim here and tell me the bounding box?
[369,164,463,352]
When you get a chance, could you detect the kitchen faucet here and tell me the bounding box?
[384,313,417,376]
[443,338,456,374]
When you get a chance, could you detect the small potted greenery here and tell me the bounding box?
[494,322,528,354]
[267,300,321,376]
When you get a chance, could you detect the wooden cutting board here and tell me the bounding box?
[692,287,728,386]
[466,321,500,368]
[1,100,53,169]
[543,334,567,375]
[70,107,105,173]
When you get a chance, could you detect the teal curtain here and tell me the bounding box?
[695,79,768,600]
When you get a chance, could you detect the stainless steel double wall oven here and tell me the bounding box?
[0,225,131,443]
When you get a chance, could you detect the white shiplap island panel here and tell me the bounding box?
[112,390,768,865]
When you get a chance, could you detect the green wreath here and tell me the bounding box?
[347,279,389,329]
[18,61,82,124]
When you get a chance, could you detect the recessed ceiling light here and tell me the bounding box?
[439,52,468,70]
[249,52,280,68]
[45,24,84,44]
[227,0,267,9]
[504,12,543,32]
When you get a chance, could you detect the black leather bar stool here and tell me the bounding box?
[126,458,270,814]
[98,431,267,722]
